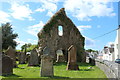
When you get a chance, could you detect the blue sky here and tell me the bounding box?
[0,0,119,50]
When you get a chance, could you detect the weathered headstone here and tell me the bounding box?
[18,52,26,64]
[2,54,13,75]
[66,45,79,70]
[5,46,17,67]
[89,58,95,66]
[28,49,39,66]
[56,50,65,62]
[40,54,54,77]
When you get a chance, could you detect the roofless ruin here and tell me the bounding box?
[37,8,86,62]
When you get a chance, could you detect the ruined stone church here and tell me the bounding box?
[38,8,86,62]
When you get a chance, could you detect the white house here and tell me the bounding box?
[97,26,120,61]
[114,26,120,60]
[98,45,114,61]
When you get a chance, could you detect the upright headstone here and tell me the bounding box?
[18,52,26,64]
[66,45,79,70]
[56,50,65,62]
[5,46,17,67]
[28,49,39,66]
[89,58,95,66]
[40,54,54,77]
[2,54,13,75]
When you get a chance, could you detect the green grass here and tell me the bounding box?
[1,62,107,79]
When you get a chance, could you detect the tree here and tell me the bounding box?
[1,22,18,50]
[21,43,37,52]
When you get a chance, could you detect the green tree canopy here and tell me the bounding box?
[1,22,18,50]
[21,43,38,52]
[86,49,98,53]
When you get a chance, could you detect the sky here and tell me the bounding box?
[0,0,119,50]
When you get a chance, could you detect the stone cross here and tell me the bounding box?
[2,54,13,75]
[66,45,79,70]
[40,54,54,77]
[5,46,17,67]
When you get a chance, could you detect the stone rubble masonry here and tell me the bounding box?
[40,54,54,77]
[56,55,65,62]
[37,8,85,62]
[56,50,65,62]
[66,45,79,70]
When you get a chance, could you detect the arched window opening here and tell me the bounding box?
[58,26,63,36]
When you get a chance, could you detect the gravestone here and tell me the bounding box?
[2,54,13,75]
[40,54,54,77]
[18,52,26,64]
[89,58,95,66]
[66,45,79,70]
[28,49,39,66]
[5,46,17,67]
[56,50,65,62]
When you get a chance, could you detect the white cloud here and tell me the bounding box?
[35,8,45,12]
[85,36,95,47]
[0,11,11,23]
[15,38,27,46]
[64,0,116,21]
[27,21,44,37]
[1,0,119,3]
[10,3,34,21]
[77,25,92,31]
[15,38,38,49]
[47,11,54,17]
[35,0,58,17]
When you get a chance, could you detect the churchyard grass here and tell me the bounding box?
[1,62,107,79]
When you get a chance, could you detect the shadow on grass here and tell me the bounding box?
[77,63,93,66]
[79,68,94,71]
[54,62,94,67]
[54,62,67,66]
[2,74,21,78]
[49,76,70,79]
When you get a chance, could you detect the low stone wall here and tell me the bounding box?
[95,59,119,80]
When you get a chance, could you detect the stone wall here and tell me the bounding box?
[38,8,85,62]
[95,59,119,80]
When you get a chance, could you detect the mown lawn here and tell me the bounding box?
[1,62,107,79]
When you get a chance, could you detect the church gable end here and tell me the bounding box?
[38,8,85,62]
